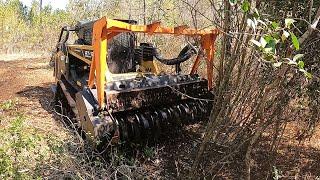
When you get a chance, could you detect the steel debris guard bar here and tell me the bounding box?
[88,17,219,109]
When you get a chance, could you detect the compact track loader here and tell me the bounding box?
[51,17,219,146]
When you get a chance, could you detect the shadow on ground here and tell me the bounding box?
[251,143,320,179]
[196,137,320,179]
[16,84,54,111]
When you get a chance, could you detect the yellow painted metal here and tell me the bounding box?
[67,44,93,51]
[140,60,159,74]
[67,48,92,64]
[105,19,219,36]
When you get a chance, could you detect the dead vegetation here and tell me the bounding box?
[0,0,319,179]
[189,1,320,179]
[0,58,204,179]
[0,58,147,179]
[0,56,319,179]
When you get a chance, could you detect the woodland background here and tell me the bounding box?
[0,0,320,179]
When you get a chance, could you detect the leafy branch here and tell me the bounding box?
[233,0,313,79]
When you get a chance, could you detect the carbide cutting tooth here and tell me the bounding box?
[200,101,207,114]
[188,101,196,122]
[148,112,160,140]
[158,109,168,122]
[183,103,191,114]
[153,110,160,125]
[167,107,175,122]
[176,105,183,117]
[119,117,128,140]
[180,103,191,122]
[111,98,211,142]
[163,108,171,121]
[132,121,141,141]
[133,114,140,124]
[194,102,201,117]
[197,101,207,114]
[128,114,140,141]
[172,105,182,124]
[151,111,161,138]
[178,103,188,123]
[184,103,191,113]
[144,112,154,128]
[140,113,150,129]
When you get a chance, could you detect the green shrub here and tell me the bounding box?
[0,99,17,111]
[0,114,64,179]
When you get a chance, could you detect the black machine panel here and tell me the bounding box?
[74,19,137,74]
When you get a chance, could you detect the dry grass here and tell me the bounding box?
[0,57,148,179]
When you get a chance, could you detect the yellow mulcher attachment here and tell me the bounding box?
[51,16,219,147]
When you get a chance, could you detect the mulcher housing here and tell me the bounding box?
[51,17,219,146]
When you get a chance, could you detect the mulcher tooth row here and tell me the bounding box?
[113,100,210,142]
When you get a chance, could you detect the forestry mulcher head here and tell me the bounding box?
[52,17,219,146]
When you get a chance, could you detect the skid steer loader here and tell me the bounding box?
[51,17,219,146]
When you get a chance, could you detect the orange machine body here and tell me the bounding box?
[88,17,219,109]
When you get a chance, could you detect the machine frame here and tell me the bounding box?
[52,17,219,145]
[73,17,220,109]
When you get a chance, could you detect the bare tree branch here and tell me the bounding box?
[299,5,320,44]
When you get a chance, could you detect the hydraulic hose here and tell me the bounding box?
[153,44,198,65]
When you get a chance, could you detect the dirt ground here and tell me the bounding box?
[0,57,319,179]
[0,57,203,178]
[0,57,61,134]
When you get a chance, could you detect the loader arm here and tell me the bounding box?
[88,17,219,109]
